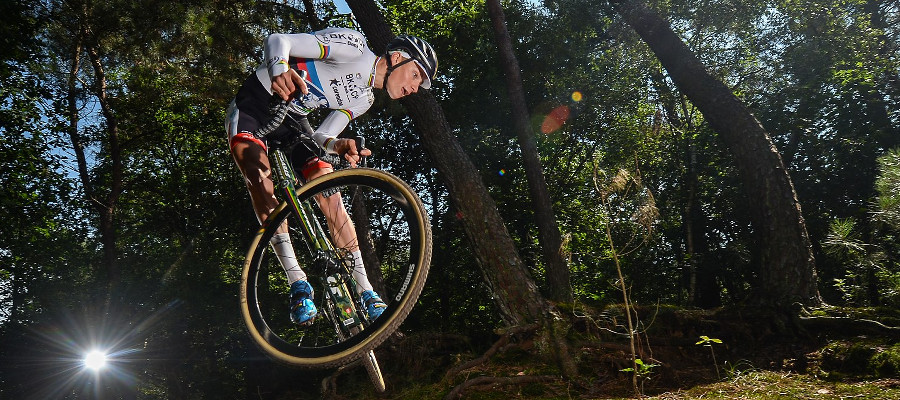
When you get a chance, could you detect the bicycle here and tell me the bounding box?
[238,97,432,392]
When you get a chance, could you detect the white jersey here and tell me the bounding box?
[257,28,378,153]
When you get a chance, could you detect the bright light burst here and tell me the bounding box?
[10,300,182,398]
[83,350,108,371]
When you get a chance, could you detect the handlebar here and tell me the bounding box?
[252,96,367,168]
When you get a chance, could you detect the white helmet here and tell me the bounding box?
[384,35,438,89]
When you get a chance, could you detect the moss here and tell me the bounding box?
[870,343,900,378]
[819,339,900,378]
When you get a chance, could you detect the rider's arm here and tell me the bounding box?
[264,29,367,80]
[313,110,353,154]
[314,110,371,166]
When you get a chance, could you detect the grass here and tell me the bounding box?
[403,371,900,400]
[634,371,900,400]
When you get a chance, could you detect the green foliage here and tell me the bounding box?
[620,357,658,376]
[2,0,900,396]
[869,343,900,378]
[819,339,900,379]
[874,148,900,229]
[820,148,900,307]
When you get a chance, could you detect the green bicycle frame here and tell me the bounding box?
[268,147,333,254]
[268,145,366,329]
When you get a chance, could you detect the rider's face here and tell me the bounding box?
[386,54,425,99]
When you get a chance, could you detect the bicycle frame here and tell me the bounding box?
[267,140,370,336]
[269,148,329,252]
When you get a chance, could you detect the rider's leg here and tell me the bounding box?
[295,154,385,319]
[310,173,386,319]
[305,165,375,294]
[226,88,315,325]
[231,137,316,325]
[230,137,306,284]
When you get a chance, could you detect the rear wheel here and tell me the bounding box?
[240,168,432,368]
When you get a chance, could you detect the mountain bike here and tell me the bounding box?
[238,98,432,392]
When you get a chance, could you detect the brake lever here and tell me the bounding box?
[355,136,367,168]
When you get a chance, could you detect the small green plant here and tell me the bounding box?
[620,358,659,377]
[620,358,659,394]
[593,165,659,398]
[696,335,724,379]
[722,359,756,380]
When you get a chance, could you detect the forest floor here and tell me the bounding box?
[322,305,900,400]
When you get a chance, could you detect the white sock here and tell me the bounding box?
[351,250,374,294]
[270,233,306,283]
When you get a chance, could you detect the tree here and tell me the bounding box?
[485,0,573,304]
[346,0,547,327]
[44,0,127,292]
[345,0,577,376]
[610,0,822,307]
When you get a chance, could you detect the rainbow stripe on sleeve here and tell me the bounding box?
[318,43,330,59]
[338,109,354,120]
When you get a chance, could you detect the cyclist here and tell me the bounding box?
[225,28,438,326]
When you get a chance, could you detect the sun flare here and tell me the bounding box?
[84,350,108,371]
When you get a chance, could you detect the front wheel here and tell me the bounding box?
[240,168,432,368]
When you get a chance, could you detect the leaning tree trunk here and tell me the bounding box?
[346,0,579,376]
[612,0,822,307]
[486,0,573,304]
[344,0,547,327]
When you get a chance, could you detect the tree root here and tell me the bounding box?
[798,315,900,338]
[321,359,364,399]
[442,324,560,399]
[445,323,540,379]
[443,375,558,400]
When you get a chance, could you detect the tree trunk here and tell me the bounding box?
[612,0,822,307]
[350,189,385,294]
[344,0,547,326]
[651,70,721,308]
[65,17,121,291]
[346,0,578,376]
[300,0,325,30]
[85,41,123,290]
[485,0,573,304]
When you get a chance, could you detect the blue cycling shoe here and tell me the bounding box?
[289,280,317,326]
[360,290,387,321]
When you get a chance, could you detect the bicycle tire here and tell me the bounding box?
[240,168,432,368]
[362,350,385,392]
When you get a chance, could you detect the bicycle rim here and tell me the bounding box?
[240,168,432,368]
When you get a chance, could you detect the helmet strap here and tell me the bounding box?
[382,52,415,90]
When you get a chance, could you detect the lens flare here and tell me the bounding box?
[571,91,583,102]
[84,350,108,371]
[498,169,506,176]
[10,300,182,398]
[541,105,570,134]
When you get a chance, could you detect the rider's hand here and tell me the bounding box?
[272,69,307,101]
[333,138,371,168]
